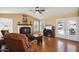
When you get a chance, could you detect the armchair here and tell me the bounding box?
[4,33,37,52]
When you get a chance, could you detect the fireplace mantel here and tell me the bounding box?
[17,24,32,26]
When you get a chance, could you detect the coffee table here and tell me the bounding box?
[30,34,42,45]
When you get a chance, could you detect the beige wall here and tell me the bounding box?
[0,13,40,33]
[43,12,79,27]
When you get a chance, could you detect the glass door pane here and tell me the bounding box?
[57,20,65,35]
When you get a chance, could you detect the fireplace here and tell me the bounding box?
[17,24,32,36]
[20,27,31,36]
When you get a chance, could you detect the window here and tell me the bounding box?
[33,20,39,31]
[0,18,13,36]
[40,20,44,34]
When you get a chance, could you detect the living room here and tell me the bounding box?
[0,7,79,52]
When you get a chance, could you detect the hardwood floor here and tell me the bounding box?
[37,36,79,52]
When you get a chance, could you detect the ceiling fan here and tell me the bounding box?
[30,7,45,14]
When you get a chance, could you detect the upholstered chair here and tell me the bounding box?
[4,33,37,52]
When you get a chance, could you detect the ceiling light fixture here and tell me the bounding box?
[30,7,45,14]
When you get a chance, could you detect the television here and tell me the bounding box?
[45,25,52,30]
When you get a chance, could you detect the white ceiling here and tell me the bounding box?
[0,7,78,19]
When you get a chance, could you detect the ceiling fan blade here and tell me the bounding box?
[40,10,45,11]
[39,11,42,14]
[35,10,39,11]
